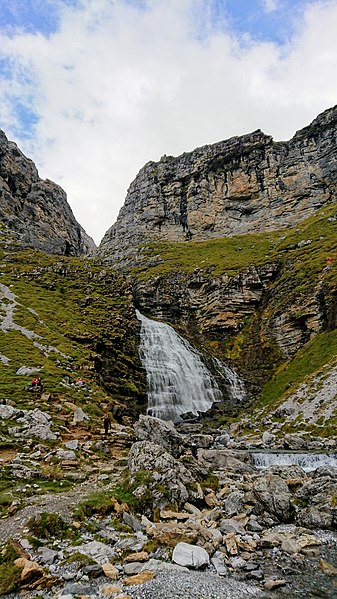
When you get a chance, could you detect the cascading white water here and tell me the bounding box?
[214,357,246,403]
[137,310,223,422]
[252,451,337,472]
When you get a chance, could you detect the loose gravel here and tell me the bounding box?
[124,571,264,599]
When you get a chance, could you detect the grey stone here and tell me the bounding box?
[219,517,245,535]
[172,542,210,569]
[253,474,293,522]
[140,558,189,573]
[134,415,183,458]
[72,407,90,424]
[211,551,228,576]
[70,541,115,565]
[16,366,41,375]
[81,564,103,578]
[64,440,80,450]
[222,491,245,517]
[37,547,58,564]
[123,511,142,532]
[55,449,77,461]
[123,562,143,575]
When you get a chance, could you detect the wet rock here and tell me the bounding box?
[172,542,210,569]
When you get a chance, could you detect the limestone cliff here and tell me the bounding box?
[100,105,337,263]
[0,130,95,256]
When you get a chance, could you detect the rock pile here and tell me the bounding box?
[0,414,336,598]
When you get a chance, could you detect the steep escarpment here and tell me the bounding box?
[100,105,337,264]
[130,202,337,432]
[0,130,95,256]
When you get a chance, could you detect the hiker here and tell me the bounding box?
[103,413,111,435]
[191,442,198,459]
[31,377,43,391]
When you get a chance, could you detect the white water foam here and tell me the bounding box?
[252,451,337,472]
[137,310,223,422]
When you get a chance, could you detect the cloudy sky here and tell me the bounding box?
[0,0,336,244]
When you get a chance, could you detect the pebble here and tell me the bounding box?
[123,571,262,598]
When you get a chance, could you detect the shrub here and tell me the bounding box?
[27,512,68,539]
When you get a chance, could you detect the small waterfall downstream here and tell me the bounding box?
[252,451,337,472]
[137,310,244,422]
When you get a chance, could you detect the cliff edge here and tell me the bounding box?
[0,130,95,255]
[100,105,337,264]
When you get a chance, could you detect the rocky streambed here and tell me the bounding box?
[0,414,337,598]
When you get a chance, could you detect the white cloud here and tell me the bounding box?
[0,0,337,244]
[260,0,280,13]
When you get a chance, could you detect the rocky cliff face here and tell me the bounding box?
[0,130,95,256]
[100,105,337,263]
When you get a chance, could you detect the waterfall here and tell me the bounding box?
[252,451,337,472]
[137,310,223,422]
[214,357,246,403]
[136,311,246,421]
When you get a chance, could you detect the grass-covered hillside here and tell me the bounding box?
[130,202,337,436]
[0,225,146,435]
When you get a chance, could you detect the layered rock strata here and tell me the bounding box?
[0,130,95,255]
[100,105,337,262]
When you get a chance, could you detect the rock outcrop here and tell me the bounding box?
[100,105,337,263]
[0,129,95,255]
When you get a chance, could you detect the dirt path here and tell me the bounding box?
[0,462,125,544]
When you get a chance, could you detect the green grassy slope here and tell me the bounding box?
[0,227,146,430]
[129,203,337,433]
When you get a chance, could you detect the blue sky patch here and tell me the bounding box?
[0,0,79,37]
[203,0,316,45]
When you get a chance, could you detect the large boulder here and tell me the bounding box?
[134,415,183,458]
[172,542,210,569]
[128,441,197,510]
[199,449,254,473]
[294,471,337,529]
[253,475,293,523]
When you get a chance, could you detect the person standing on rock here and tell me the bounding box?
[191,441,198,459]
[103,413,111,435]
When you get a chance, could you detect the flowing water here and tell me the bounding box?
[137,311,232,422]
[251,451,337,472]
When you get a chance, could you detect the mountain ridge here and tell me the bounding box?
[99,105,337,266]
[0,129,95,256]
